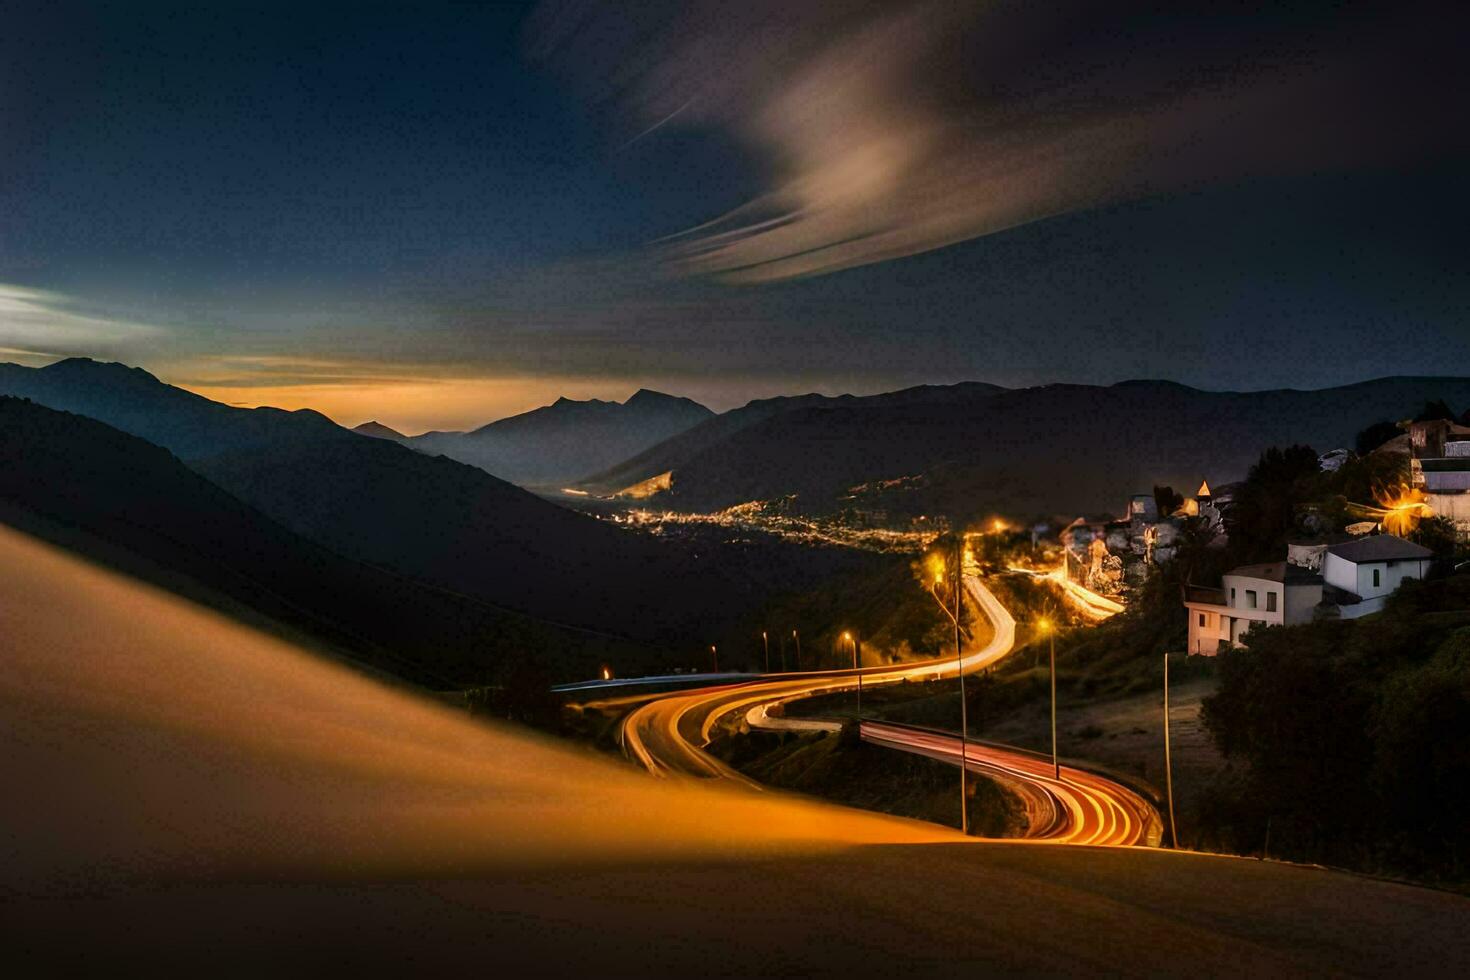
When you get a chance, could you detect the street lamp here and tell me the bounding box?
[792,629,802,671]
[710,644,718,674]
[1038,617,1058,780]
[762,630,770,673]
[927,540,968,836]
[843,630,862,720]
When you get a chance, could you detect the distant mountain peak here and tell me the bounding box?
[625,388,692,408]
[44,357,163,386]
[353,420,408,441]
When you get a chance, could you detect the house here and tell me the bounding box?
[1320,535,1433,618]
[1183,533,1431,654]
[1406,418,1470,540]
[1184,561,1324,655]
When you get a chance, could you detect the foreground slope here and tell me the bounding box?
[619,377,1470,519]
[2,525,1466,976]
[411,389,713,487]
[0,397,654,684]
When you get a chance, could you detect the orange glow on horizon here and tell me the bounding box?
[175,377,649,435]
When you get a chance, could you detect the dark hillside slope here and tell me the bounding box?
[0,397,655,684]
[412,389,713,487]
[576,382,1006,495]
[0,358,344,458]
[0,358,724,641]
[654,378,1470,521]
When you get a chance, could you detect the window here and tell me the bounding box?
[1230,587,1237,606]
[1198,613,1206,627]
[1267,592,1277,612]
[1246,589,1258,609]
[1373,568,1381,588]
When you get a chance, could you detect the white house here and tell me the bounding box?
[1184,561,1323,655]
[1320,535,1433,618]
[1183,534,1432,654]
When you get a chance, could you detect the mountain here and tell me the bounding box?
[576,382,1007,495]
[0,396,657,684]
[409,389,713,487]
[585,377,1470,522]
[353,420,409,442]
[0,357,344,458]
[0,359,727,643]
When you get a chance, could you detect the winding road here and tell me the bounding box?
[614,571,1161,845]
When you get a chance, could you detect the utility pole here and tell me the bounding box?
[762,631,770,673]
[1037,616,1057,780]
[1050,623,1058,780]
[956,536,968,836]
[1163,652,1179,849]
[792,630,802,671]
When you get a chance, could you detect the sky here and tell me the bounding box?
[2,1,1467,433]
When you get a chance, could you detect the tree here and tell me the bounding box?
[1355,419,1402,456]
[1225,445,1322,564]
[1153,484,1184,517]
[1414,399,1457,422]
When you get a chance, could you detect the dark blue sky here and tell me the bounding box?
[2,1,1466,431]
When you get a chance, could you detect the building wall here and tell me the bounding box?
[1324,554,1432,618]
[1220,573,1287,626]
[1284,582,1323,624]
[1429,492,1470,541]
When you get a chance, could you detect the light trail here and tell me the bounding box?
[1007,564,1125,621]
[613,572,1159,845]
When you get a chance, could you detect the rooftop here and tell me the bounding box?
[1227,562,1323,585]
[1326,535,1433,564]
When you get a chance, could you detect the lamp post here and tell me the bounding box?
[792,630,802,671]
[710,644,718,674]
[1038,617,1057,780]
[843,630,861,720]
[762,631,770,673]
[928,539,968,836]
[1163,652,1179,848]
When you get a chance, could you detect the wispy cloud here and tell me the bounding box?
[0,284,167,361]
[531,1,1457,283]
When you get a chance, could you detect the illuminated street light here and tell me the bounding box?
[1037,617,1058,780]
[843,630,862,720]
[601,665,612,681]
[762,630,770,673]
[792,629,802,671]
[710,644,718,674]
[926,540,968,835]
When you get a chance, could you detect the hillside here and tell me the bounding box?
[411,389,713,487]
[596,377,1470,522]
[0,359,725,642]
[576,382,1006,495]
[0,397,655,684]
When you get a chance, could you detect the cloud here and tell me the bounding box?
[530,1,1464,283]
[0,284,167,361]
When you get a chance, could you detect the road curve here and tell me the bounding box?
[861,721,1162,846]
[617,573,1161,844]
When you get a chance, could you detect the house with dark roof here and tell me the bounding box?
[1183,534,1431,654]
[1321,535,1433,618]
